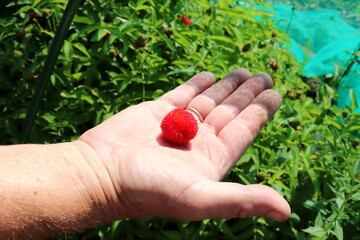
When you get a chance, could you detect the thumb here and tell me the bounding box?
[177,181,291,222]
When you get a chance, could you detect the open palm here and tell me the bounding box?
[79,68,291,222]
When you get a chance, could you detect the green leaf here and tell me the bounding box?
[303,200,327,214]
[353,158,360,177]
[247,147,260,170]
[208,35,234,44]
[181,31,206,38]
[236,225,255,239]
[41,113,55,123]
[352,192,360,201]
[289,212,301,223]
[122,37,129,55]
[306,167,320,200]
[14,5,33,15]
[73,16,95,25]
[167,66,196,75]
[172,59,194,67]
[268,171,284,184]
[236,154,251,166]
[135,5,151,10]
[150,7,157,26]
[199,219,210,236]
[346,124,360,132]
[10,58,26,74]
[230,218,254,233]
[76,90,94,104]
[53,69,71,88]
[219,221,236,239]
[110,220,121,238]
[236,171,256,185]
[160,230,182,240]
[173,32,192,50]
[63,40,73,59]
[302,226,326,237]
[212,218,227,227]
[325,116,342,130]
[72,42,90,57]
[253,143,272,155]
[119,78,131,93]
[91,29,108,42]
[349,89,358,110]
[334,220,343,240]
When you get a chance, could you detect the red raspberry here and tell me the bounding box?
[161,108,199,144]
[269,61,279,71]
[102,32,112,41]
[179,17,191,26]
[28,10,38,19]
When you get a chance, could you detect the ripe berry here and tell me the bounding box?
[28,10,39,20]
[161,108,199,144]
[102,32,112,41]
[179,17,191,26]
[269,61,279,71]
[272,77,276,86]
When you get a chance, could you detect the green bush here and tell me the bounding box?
[0,0,359,239]
[0,0,289,143]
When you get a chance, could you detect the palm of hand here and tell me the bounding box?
[79,69,291,222]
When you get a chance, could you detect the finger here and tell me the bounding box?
[218,90,282,174]
[205,73,273,134]
[158,72,216,108]
[186,68,252,120]
[175,181,291,222]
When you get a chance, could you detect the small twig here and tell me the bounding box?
[286,2,296,34]
[339,41,360,80]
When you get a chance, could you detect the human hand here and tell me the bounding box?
[76,68,291,223]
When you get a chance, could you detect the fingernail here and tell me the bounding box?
[267,211,284,222]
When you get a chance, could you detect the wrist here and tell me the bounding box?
[71,139,132,223]
[35,142,110,236]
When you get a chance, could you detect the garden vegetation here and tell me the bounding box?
[0,0,359,239]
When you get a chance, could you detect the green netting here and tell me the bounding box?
[264,3,360,112]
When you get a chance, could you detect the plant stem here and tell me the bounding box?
[286,2,296,34]
[339,41,360,80]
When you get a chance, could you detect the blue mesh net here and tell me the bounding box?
[264,2,360,112]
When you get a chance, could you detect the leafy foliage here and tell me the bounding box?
[0,0,359,239]
[1,0,288,144]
